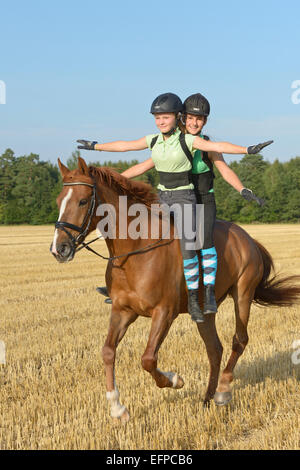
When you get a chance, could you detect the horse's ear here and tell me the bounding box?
[78,156,89,176]
[57,158,69,177]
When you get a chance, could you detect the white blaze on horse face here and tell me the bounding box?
[52,188,73,254]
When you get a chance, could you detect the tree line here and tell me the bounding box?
[0,148,299,225]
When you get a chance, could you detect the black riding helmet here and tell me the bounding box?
[183,93,210,117]
[150,93,183,136]
[150,92,183,114]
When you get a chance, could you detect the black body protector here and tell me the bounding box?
[150,133,214,193]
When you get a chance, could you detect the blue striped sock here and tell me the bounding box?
[183,255,199,290]
[201,247,217,286]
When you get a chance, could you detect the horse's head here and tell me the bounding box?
[50,156,98,263]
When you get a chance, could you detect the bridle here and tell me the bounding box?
[55,181,100,251]
[55,180,174,262]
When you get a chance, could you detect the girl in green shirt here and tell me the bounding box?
[181,93,265,315]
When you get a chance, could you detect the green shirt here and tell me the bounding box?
[192,151,211,174]
[145,128,196,191]
[191,135,214,193]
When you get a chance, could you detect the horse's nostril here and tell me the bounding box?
[58,243,71,257]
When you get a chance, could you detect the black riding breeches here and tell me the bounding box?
[196,192,216,250]
[157,189,198,260]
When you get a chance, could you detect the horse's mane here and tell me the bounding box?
[89,166,158,208]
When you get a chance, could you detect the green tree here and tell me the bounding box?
[0,148,17,203]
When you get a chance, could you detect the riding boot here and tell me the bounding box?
[188,290,205,323]
[96,286,109,297]
[203,285,217,314]
[96,286,112,304]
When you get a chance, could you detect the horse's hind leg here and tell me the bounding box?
[102,308,138,422]
[141,307,184,389]
[214,284,253,406]
[197,314,223,406]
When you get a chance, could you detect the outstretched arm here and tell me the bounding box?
[121,157,155,179]
[77,137,148,152]
[193,137,273,155]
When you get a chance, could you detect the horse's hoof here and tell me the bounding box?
[214,391,232,406]
[169,372,184,389]
[158,370,184,389]
[112,408,130,424]
[174,375,184,389]
[120,408,130,423]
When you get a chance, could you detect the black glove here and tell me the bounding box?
[240,188,265,206]
[77,139,98,150]
[247,140,273,154]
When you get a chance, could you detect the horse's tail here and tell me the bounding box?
[253,239,300,307]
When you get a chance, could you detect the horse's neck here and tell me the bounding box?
[94,182,151,257]
[97,184,120,208]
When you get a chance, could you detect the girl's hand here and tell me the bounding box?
[241,188,265,206]
[247,141,273,154]
[77,139,98,150]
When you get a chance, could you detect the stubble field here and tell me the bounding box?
[0,224,299,450]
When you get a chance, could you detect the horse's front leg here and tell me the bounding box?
[141,306,184,389]
[102,308,137,422]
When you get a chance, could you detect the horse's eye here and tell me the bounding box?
[79,199,88,206]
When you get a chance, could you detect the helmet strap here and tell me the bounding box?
[162,127,176,137]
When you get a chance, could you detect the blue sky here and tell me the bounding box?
[0,0,299,166]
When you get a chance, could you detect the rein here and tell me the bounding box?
[55,180,173,262]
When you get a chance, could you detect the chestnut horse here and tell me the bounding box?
[51,157,300,422]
